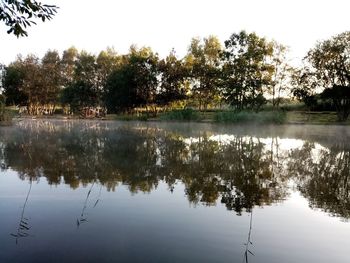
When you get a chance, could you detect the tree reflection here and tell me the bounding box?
[1,120,349,219]
[289,142,350,219]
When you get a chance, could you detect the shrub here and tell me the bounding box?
[160,108,200,121]
[215,110,286,124]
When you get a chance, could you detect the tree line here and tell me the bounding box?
[0,31,349,120]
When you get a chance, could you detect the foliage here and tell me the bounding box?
[160,108,201,121]
[104,46,159,113]
[185,36,222,110]
[2,61,27,106]
[321,85,350,121]
[221,31,274,111]
[215,110,286,124]
[157,49,188,106]
[0,0,58,37]
[269,41,293,108]
[61,80,98,113]
[296,31,350,120]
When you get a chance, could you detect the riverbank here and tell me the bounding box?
[4,110,350,125]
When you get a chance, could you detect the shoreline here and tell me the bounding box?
[3,114,350,126]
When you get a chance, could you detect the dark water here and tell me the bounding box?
[0,120,349,263]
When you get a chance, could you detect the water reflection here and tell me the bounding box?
[0,120,349,221]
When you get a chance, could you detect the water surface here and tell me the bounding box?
[0,120,349,262]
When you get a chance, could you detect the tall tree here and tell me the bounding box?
[96,48,120,97]
[157,49,188,107]
[269,41,293,108]
[304,31,350,120]
[185,36,222,110]
[41,50,61,110]
[61,47,78,87]
[221,31,274,111]
[2,60,27,106]
[104,46,159,113]
[0,0,58,37]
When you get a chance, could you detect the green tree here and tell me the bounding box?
[291,68,318,110]
[221,31,274,111]
[0,0,58,37]
[157,49,188,107]
[41,50,61,112]
[304,31,350,120]
[2,60,28,106]
[61,80,99,114]
[61,50,104,115]
[104,46,159,113]
[96,47,120,91]
[269,41,293,108]
[61,47,78,87]
[185,36,222,110]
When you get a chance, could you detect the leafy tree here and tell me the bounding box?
[61,80,99,114]
[221,31,274,111]
[15,54,44,114]
[61,47,78,87]
[2,61,28,106]
[269,41,293,108]
[41,50,61,110]
[61,51,103,114]
[104,63,138,113]
[321,85,350,120]
[104,46,159,113]
[185,36,222,110]
[291,68,318,110]
[303,31,350,120]
[0,0,58,37]
[96,47,120,90]
[157,49,188,107]
[3,53,61,114]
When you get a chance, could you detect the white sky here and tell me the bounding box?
[0,0,349,64]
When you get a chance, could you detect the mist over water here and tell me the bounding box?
[0,120,349,263]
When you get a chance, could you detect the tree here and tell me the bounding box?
[41,50,61,111]
[104,46,159,113]
[2,60,28,106]
[0,0,58,37]
[96,48,120,90]
[3,53,62,114]
[61,80,99,114]
[221,31,274,111]
[269,41,293,108]
[157,49,188,107]
[61,47,78,87]
[15,54,44,114]
[185,36,222,110]
[291,68,318,110]
[302,31,350,120]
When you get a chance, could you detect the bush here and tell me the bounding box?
[160,108,201,121]
[214,110,286,124]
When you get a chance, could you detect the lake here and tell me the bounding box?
[0,120,349,263]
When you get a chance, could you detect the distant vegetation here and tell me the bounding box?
[215,111,286,124]
[0,31,349,123]
[160,109,201,121]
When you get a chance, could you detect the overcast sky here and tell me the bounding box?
[0,0,349,64]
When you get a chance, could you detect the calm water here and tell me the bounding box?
[0,120,349,263]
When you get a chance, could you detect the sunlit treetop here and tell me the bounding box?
[0,0,58,37]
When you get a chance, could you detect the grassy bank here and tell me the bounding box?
[5,106,350,125]
[215,110,286,124]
